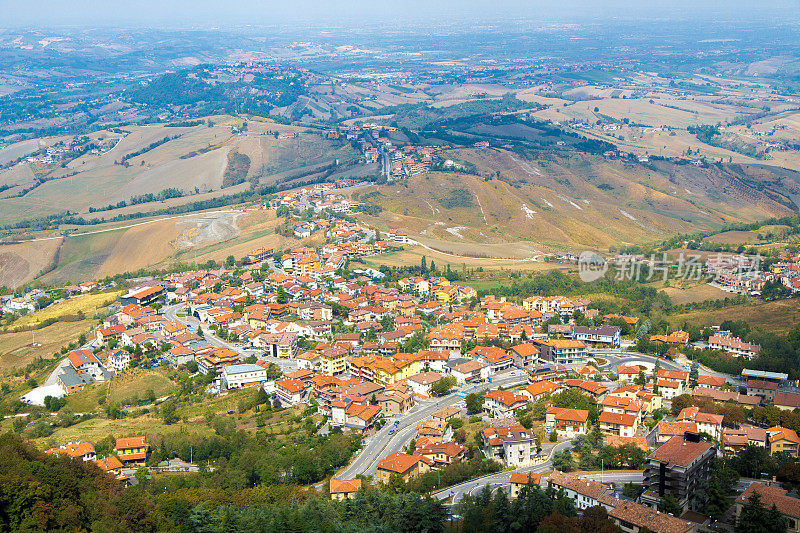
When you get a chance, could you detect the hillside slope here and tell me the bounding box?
[364,149,797,250]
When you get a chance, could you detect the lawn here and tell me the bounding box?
[2,291,121,332]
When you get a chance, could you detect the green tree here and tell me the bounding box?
[705,463,739,520]
[465,393,484,414]
[736,491,787,533]
[160,401,179,425]
[552,450,576,472]
[430,376,457,396]
[658,494,681,516]
[670,394,694,416]
[689,361,699,386]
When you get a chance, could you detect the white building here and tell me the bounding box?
[106,349,130,371]
[407,371,443,397]
[222,364,268,389]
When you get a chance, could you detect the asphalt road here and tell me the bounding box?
[339,371,528,478]
[434,460,644,505]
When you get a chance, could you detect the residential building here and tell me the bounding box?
[45,441,96,462]
[415,442,468,467]
[696,375,726,389]
[708,335,761,359]
[376,452,430,483]
[563,379,608,399]
[747,379,778,404]
[572,325,621,346]
[545,407,589,438]
[598,411,638,438]
[450,360,489,384]
[775,392,800,411]
[510,343,539,368]
[222,364,268,389]
[736,483,800,533]
[641,433,716,514]
[547,471,610,511]
[106,349,130,371]
[482,425,539,467]
[657,421,698,444]
[509,472,542,498]
[320,347,349,376]
[406,371,443,397]
[483,390,529,417]
[329,478,362,501]
[722,426,767,456]
[768,426,800,457]
[657,379,683,400]
[532,339,588,365]
[345,404,382,431]
[255,332,298,359]
[116,436,148,464]
[522,380,562,401]
[677,407,723,440]
[67,349,104,380]
[607,500,697,533]
[276,378,307,407]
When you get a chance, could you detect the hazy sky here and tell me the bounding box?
[4,0,799,27]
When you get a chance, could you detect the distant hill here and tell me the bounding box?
[363,149,798,250]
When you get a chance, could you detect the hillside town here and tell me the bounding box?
[11,214,800,532]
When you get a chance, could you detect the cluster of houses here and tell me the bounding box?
[771,258,800,293]
[1,281,100,316]
[44,436,149,485]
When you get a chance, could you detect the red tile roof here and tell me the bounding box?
[376,452,422,474]
[647,435,714,467]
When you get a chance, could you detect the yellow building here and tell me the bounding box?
[115,436,148,465]
[320,348,348,376]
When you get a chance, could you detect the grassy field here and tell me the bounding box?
[1,291,121,332]
[0,384,312,452]
[668,299,800,335]
[0,319,94,374]
[359,245,569,273]
[654,281,731,305]
[360,151,793,250]
[64,367,180,413]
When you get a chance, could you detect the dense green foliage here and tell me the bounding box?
[0,433,625,533]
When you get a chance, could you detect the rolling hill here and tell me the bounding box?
[360,148,797,252]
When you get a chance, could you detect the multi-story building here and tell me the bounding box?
[571,325,621,347]
[641,432,716,514]
[115,436,148,465]
[747,379,778,404]
[768,426,800,457]
[482,425,539,467]
[598,411,638,438]
[532,339,588,365]
[545,407,589,438]
[221,364,267,389]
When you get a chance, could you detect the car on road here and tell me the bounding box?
[388,429,395,435]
